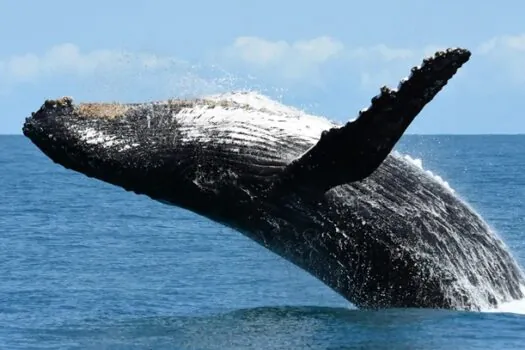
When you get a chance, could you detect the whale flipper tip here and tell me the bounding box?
[279,48,471,193]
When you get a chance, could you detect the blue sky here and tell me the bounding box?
[2,0,525,134]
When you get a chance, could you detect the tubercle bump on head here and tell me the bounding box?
[44,96,74,109]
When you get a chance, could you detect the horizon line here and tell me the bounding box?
[2,133,525,137]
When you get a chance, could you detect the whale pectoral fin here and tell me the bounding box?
[280,48,471,193]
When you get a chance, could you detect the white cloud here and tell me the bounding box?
[478,34,525,54]
[5,35,525,98]
[346,44,415,62]
[221,36,459,89]
[476,34,525,84]
[0,43,182,83]
[226,36,344,66]
[0,44,247,98]
[0,40,469,94]
[222,36,345,83]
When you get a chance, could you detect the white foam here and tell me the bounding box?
[490,298,525,315]
[482,285,525,315]
[398,153,455,193]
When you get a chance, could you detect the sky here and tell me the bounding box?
[2,0,525,134]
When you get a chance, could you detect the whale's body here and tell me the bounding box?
[22,48,525,310]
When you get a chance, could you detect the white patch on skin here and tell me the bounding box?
[77,127,121,147]
[174,92,337,148]
[75,126,139,152]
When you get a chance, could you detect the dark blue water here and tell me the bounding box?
[1,135,525,349]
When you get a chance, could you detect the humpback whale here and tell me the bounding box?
[22,48,525,311]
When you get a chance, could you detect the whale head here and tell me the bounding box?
[21,93,330,221]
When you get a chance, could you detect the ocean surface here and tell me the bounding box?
[1,134,525,350]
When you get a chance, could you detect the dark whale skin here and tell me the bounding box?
[22,48,525,311]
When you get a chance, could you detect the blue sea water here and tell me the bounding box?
[1,134,525,350]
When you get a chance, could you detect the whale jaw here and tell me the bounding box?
[22,98,209,213]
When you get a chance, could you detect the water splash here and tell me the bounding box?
[398,153,455,193]
[486,285,525,315]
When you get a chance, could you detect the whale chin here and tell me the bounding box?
[22,98,89,177]
[22,97,204,211]
[23,98,122,179]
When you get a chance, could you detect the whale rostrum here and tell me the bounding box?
[22,48,525,311]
